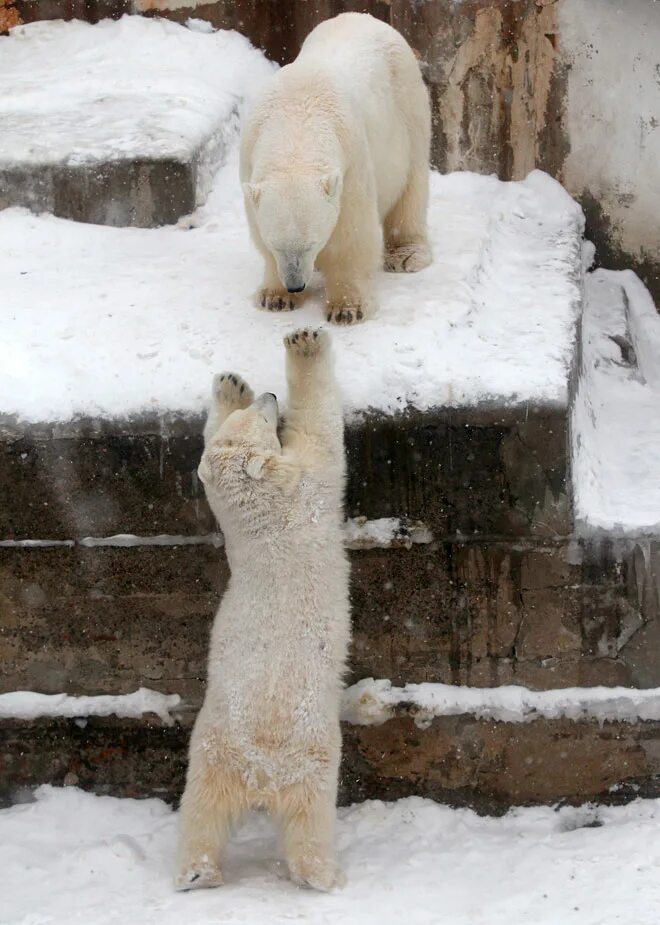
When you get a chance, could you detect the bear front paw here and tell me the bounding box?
[283,327,329,358]
[325,301,370,325]
[384,242,432,273]
[212,372,254,409]
[257,289,302,312]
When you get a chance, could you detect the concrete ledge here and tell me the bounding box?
[0,157,202,228]
[0,404,569,540]
[1,538,658,701]
[1,713,658,811]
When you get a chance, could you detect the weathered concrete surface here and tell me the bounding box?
[1,539,658,702]
[0,157,199,228]
[558,0,660,303]
[0,0,21,30]
[1,712,658,811]
[0,405,568,540]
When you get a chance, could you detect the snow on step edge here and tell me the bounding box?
[3,682,659,728]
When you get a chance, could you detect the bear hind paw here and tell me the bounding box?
[384,242,432,273]
[174,861,224,892]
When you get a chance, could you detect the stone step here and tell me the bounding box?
[1,537,658,703]
[2,706,658,811]
[0,18,271,225]
[0,404,569,542]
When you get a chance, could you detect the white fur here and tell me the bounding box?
[175,328,350,893]
[240,12,432,324]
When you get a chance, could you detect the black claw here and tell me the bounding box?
[356,309,364,321]
[345,311,353,323]
[313,330,318,338]
[240,384,245,394]
[326,313,332,322]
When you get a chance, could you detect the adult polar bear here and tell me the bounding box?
[240,12,432,324]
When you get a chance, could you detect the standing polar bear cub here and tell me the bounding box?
[240,12,432,324]
[175,328,350,892]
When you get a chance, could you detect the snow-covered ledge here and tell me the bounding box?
[341,679,660,728]
[3,683,659,730]
[0,518,433,551]
[0,689,181,726]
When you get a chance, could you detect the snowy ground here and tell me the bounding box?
[2,786,659,925]
[0,158,582,424]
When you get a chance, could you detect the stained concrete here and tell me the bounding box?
[2,711,658,811]
[0,405,569,540]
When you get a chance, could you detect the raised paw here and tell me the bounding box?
[384,242,432,273]
[257,289,302,312]
[174,861,223,892]
[212,372,254,409]
[283,327,329,358]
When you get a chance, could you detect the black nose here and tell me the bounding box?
[265,392,277,401]
[287,285,306,293]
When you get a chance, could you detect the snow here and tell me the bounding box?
[572,268,660,534]
[78,533,224,548]
[0,519,427,548]
[0,28,583,423]
[3,681,658,728]
[0,17,274,168]
[0,688,180,725]
[2,785,659,925]
[343,517,433,549]
[343,678,660,727]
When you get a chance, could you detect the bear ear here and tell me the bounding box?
[245,453,267,480]
[320,171,342,201]
[243,182,262,207]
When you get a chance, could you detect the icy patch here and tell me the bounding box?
[342,678,660,727]
[0,688,181,725]
[572,269,660,533]
[0,157,583,424]
[78,533,224,548]
[0,17,274,167]
[2,786,660,925]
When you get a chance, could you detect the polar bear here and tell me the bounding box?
[240,12,432,324]
[175,328,350,893]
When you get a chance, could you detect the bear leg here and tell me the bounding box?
[275,780,342,892]
[174,757,245,891]
[256,251,304,313]
[384,164,432,273]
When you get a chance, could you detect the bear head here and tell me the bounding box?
[198,392,299,528]
[243,172,343,293]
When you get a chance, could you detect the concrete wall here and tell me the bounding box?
[559,0,660,297]
[8,0,660,300]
